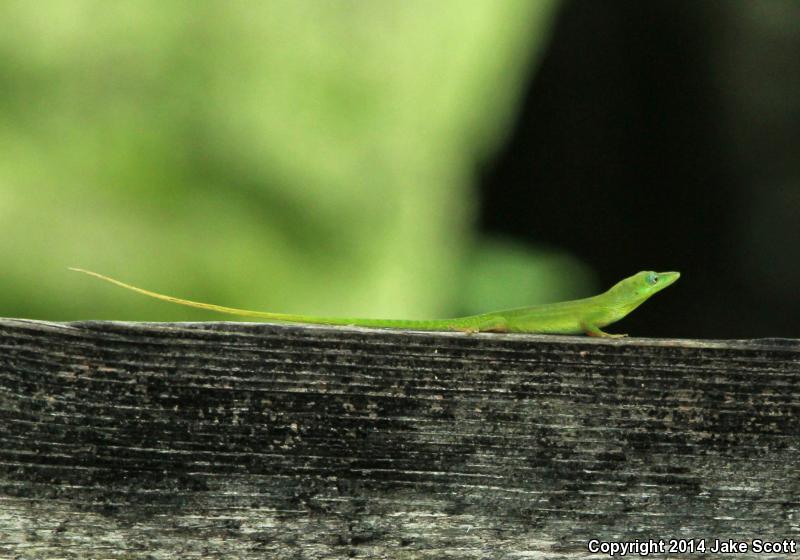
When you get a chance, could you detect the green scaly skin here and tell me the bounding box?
[70,269,679,337]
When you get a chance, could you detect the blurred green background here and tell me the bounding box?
[1,0,582,323]
[3,1,800,337]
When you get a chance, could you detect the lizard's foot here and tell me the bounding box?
[582,322,627,338]
[454,318,508,335]
[471,318,509,334]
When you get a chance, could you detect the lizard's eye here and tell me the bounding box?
[647,273,658,285]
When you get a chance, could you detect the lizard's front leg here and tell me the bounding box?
[581,321,627,338]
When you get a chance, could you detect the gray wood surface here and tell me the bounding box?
[1,318,798,559]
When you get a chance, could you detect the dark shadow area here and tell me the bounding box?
[479,0,800,338]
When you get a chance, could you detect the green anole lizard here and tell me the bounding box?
[70,268,679,337]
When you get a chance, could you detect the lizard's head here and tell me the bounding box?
[594,270,680,325]
[607,271,680,305]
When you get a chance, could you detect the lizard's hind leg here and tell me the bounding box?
[454,316,509,334]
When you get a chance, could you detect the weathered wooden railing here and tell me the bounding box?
[1,318,798,558]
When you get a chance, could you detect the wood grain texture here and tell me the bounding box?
[0,318,798,559]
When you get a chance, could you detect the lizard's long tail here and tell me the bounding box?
[69,268,459,330]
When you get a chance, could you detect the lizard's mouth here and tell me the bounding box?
[656,271,680,289]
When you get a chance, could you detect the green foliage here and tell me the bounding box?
[0,0,565,321]
[460,237,597,316]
